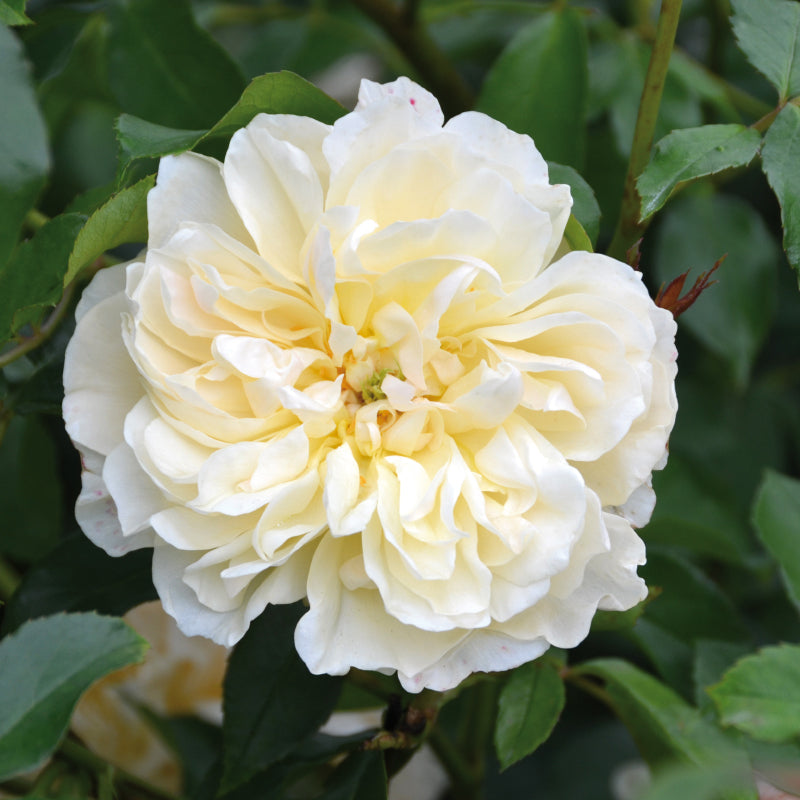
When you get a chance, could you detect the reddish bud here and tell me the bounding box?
[655,255,725,319]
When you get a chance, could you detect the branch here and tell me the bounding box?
[0,280,77,371]
[349,0,474,116]
[607,0,683,262]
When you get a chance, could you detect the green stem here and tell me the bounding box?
[0,279,77,370]
[349,0,474,116]
[24,208,49,232]
[607,0,683,262]
[60,739,176,800]
[0,554,21,601]
[562,669,615,708]
[428,725,481,798]
[463,680,496,783]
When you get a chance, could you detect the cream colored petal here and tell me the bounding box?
[324,444,378,537]
[76,470,155,556]
[224,122,324,278]
[64,273,143,457]
[147,153,254,251]
[324,81,444,209]
[103,442,170,536]
[295,534,467,679]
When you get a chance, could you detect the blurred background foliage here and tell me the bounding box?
[2,0,800,798]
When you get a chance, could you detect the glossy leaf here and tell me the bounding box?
[221,602,343,793]
[64,174,153,285]
[638,125,762,221]
[0,0,31,25]
[205,71,347,140]
[549,162,601,245]
[0,613,148,781]
[731,0,800,101]
[495,657,565,769]
[106,0,245,129]
[1,534,156,634]
[752,470,800,611]
[709,645,800,742]
[575,660,756,798]
[115,115,204,165]
[0,214,85,345]
[114,72,346,175]
[477,7,588,168]
[761,103,800,277]
[653,191,778,387]
[0,23,50,267]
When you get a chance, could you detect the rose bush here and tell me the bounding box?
[63,77,677,692]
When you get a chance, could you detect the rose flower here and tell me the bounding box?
[63,77,677,692]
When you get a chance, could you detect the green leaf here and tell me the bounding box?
[761,103,800,278]
[639,762,759,800]
[0,612,148,781]
[639,552,749,644]
[563,215,593,252]
[64,174,153,285]
[205,71,347,141]
[693,640,751,715]
[653,191,778,387]
[637,125,762,221]
[106,0,245,129]
[320,750,388,800]
[115,115,205,165]
[731,0,800,102]
[548,162,601,245]
[221,602,343,793]
[1,534,156,634]
[575,659,755,798]
[0,214,85,344]
[752,470,800,611]
[114,72,346,177]
[0,415,63,563]
[0,24,50,267]
[644,454,754,566]
[477,7,588,168]
[495,657,565,769]
[709,644,800,742]
[0,0,31,25]
[633,551,749,698]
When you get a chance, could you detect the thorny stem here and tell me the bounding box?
[0,280,78,370]
[607,0,683,262]
[349,0,474,116]
[60,739,176,800]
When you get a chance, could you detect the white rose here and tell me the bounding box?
[63,77,678,693]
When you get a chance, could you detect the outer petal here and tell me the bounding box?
[63,265,143,457]
[147,153,255,251]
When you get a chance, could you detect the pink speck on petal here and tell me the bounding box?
[410,97,416,106]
